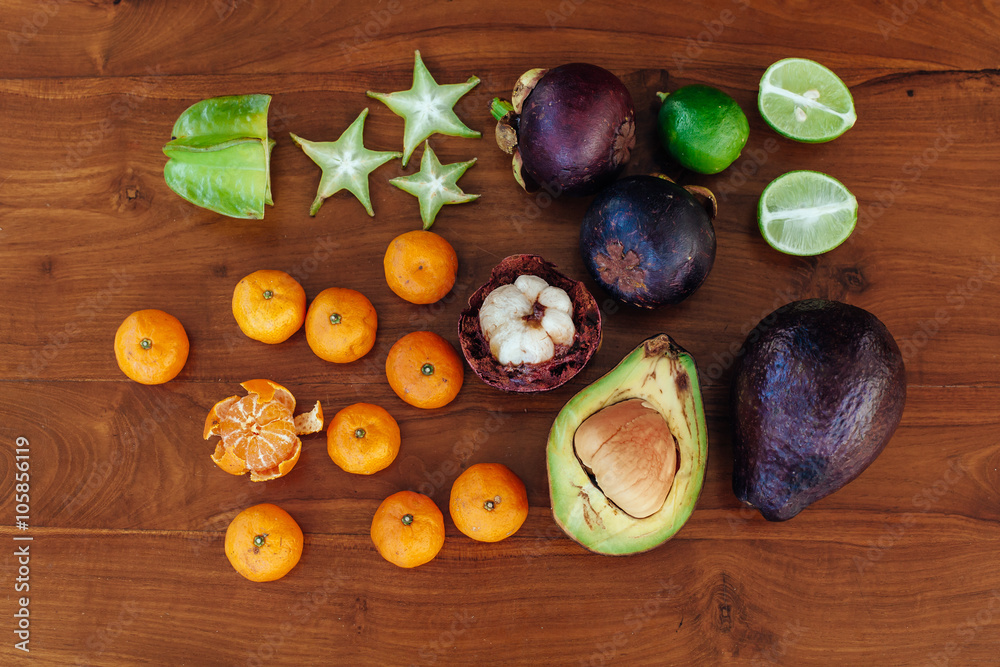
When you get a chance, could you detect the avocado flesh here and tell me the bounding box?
[547,334,708,555]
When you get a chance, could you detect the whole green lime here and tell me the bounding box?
[657,85,749,174]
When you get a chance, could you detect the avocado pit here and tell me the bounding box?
[574,399,677,519]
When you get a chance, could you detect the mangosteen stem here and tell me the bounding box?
[651,174,718,220]
[656,91,670,104]
[494,100,520,155]
[490,98,515,122]
[683,185,719,220]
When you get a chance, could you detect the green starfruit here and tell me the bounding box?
[162,94,275,219]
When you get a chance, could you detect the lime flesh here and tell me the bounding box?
[758,170,857,256]
[758,58,857,143]
[658,85,749,174]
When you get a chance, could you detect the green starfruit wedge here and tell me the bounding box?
[162,94,275,219]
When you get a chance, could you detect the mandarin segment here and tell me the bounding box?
[205,380,320,481]
[449,463,529,542]
[385,331,464,409]
[113,309,189,385]
[370,490,445,568]
[225,503,304,582]
[204,395,239,439]
[305,288,378,363]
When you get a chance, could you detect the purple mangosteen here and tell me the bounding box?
[491,63,636,197]
[580,175,717,308]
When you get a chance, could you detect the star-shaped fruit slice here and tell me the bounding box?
[367,50,481,166]
[291,108,401,217]
[390,142,479,230]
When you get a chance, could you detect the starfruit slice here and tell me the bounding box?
[367,51,481,167]
[163,94,275,219]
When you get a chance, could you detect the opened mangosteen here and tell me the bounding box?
[491,63,635,197]
[581,175,717,309]
[458,255,601,392]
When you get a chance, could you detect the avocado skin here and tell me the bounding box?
[731,299,906,521]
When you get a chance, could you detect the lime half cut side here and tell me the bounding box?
[758,170,858,256]
[758,58,857,143]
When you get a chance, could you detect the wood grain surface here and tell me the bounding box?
[1,0,998,665]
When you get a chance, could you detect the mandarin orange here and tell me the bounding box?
[232,270,306,344]
[371,490,445,568]
[205,379,323,482]
[225,503,304,582]
[385,331,464,409]
[327,403,401,475]
[305,288,378,363]
[383,230,458,305]
[114,309,189,385]
[449,463,528,542]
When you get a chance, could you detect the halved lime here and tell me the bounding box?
[758,58,856,143]
[758,170,857,256]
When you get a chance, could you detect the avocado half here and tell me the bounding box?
[546,334,708,555]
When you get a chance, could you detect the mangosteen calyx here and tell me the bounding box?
[612,117,636,167]
[491,98,519,155]
[511,68,548,113]
[593,240,645,296]
[490,68,550,156]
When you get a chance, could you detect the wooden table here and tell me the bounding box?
[2,1,998,664]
